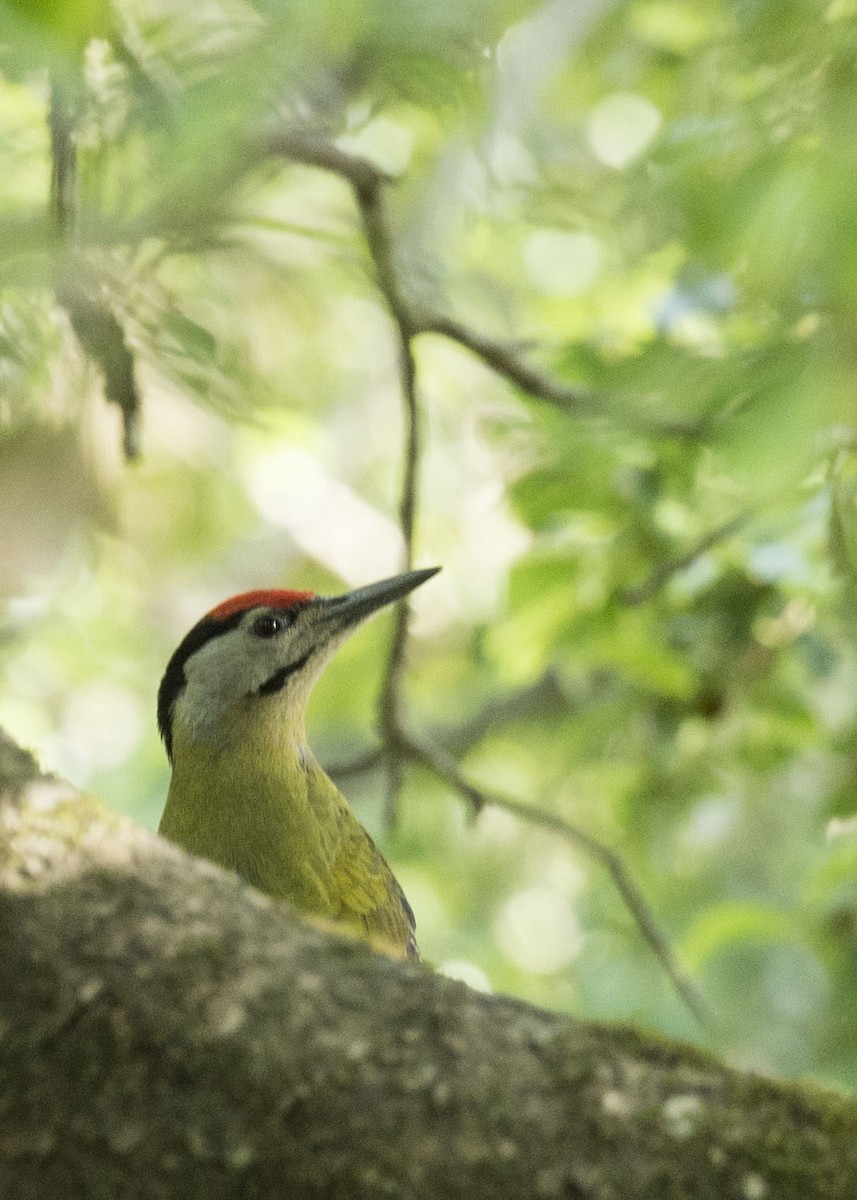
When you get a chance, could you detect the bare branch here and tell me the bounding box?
[264,126,393,192]
[49,79,77,233]
[267,126,701,442]
[327,746,385,782]
[420,315,618,419]
[391,727,713,1027]
[267,123,711,1025]
[438,669,570,757]
[420,316,702,438]
[328,672,569,785]
[339,142,423,828]
[264,128,422,824]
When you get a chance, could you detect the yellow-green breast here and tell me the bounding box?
[159,714,417,959]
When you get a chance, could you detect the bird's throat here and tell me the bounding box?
[159,704,333,911]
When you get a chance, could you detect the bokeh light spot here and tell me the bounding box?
[586,93,662,168]
[524,230,604,296]
[495,886,583,974]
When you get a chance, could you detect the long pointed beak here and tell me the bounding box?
[313,566,440,635]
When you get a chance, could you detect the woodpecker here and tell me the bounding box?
[157,567,439,960]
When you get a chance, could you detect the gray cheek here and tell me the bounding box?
[177,665,248,740]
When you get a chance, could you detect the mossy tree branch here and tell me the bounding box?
[0,729,854,1199]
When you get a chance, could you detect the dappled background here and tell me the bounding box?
[2,0,857,1090]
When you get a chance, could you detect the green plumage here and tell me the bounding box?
[159,704,417,959]
[158,571,438,961]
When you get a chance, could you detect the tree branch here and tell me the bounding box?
[269,123,710,1023]
[348,166,422,828]
[1,731,854,1199]
[331,719,712,1024]
[264,126,394,192]
[49,79,77,234]
[270,129,422,822]
[431,669,571,758]
[327,746,386,780]
[267,126,700,440]
[329,671,571,780]
[389,726,713,1026]
[421,316,701,438]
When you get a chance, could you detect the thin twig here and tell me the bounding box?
[49,79,77,233]
[346,152,422,828]
[267,127,702,442]
[328,671,568,781]
[265,127,393,192]
[394,727,713,1026]
[327,747,386,782]
[621,513,749,606]
[265,127,422,824]
[423,316,600,413]
[422,316,702,439]
[269,124,712,1025]
[437,670,569,758]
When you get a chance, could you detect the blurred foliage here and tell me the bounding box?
[2,0,857,1092]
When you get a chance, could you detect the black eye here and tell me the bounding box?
[251,613,289,639]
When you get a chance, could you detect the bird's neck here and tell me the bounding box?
[175,696,311,772]
[159,698,332,900]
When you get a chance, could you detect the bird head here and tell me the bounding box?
[158,567,439,760]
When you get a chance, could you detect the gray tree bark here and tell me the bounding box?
[1,728,855,1199]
